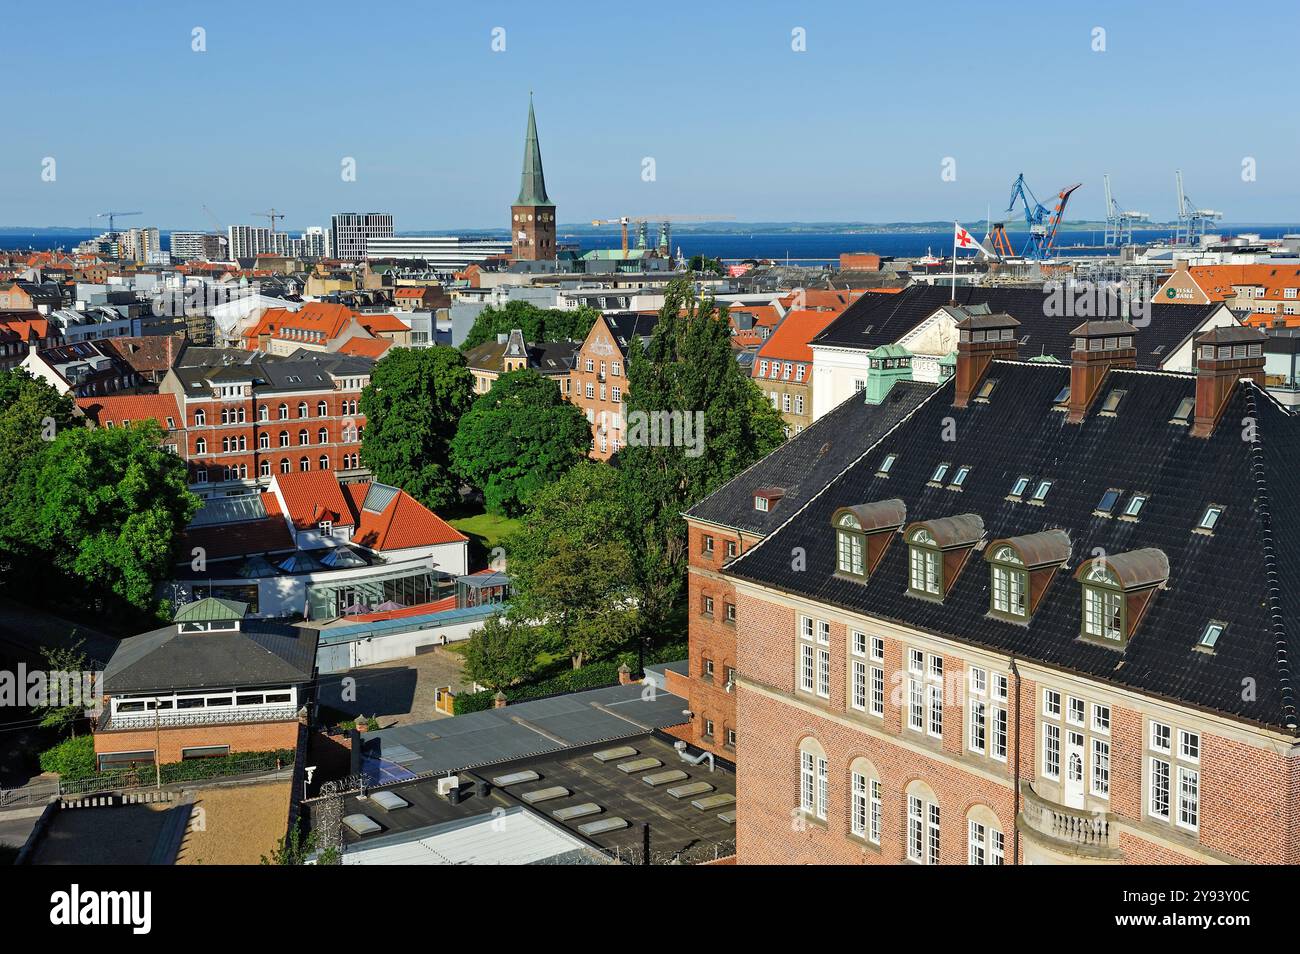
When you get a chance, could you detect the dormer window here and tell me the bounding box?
[836,513,865,577]
[1082,569,1124,642]
[989,546,1027,618]
[1075,549,1169,648]
[319,520,333,537]
[985,530,1070,622]
[908,529,941,596]
[753,487,784,512]
[754,496,769,512]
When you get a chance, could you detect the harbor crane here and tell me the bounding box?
[1174,171,1222,247]
[988,174,1082,261]
[1102,174,1149,247]
[590,214,735,258]
[97,210,141,233]
[252,208,286,232]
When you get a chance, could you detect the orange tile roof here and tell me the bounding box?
[359,312,409,334]
[243,301,361,346]
[730,331,764,349]
[393,287,428,298]
[1187,264,1300,301]
[755,309,842,364]
[336,336,391,359]
[273,470,356,530]
[344,481,467,550]
[76,393,182,428]
[729,304,783,328]
[1244,311,1300,328]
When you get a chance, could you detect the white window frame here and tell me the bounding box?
[1042,723,1060,779]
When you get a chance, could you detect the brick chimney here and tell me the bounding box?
[953,310,1020,407]
[1191,326,1267,438]
[1067,320,1137,423]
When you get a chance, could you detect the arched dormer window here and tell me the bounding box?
[1074,548,1168,647]
[1081,562,1124,642]
[908,527,942,597]
[836,513,864,577]
[831,500,905,582]
[989,545,1028,618]
[904,514,984,602]
[985,530,1070,622]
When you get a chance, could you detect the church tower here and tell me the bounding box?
[510,95,556,261]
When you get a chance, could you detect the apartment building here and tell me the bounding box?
[329,212,394,262]
[753,309,841,435]
[1154,261,1300,328]
[169,231,228,262]
[464,328,577,396]
[227,225,288,260]
[239,301,408,356]
[697,313,1300,864]
[568,313,657,460]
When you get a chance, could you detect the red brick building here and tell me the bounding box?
[569,313,657,459]
[510,96,556,262]
[696,319,1300,864]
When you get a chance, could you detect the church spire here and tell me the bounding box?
[515,94,553,207]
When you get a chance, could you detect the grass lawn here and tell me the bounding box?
[450,511,523,568]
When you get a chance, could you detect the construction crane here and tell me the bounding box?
[1102,175,1149,247]
[252,208,286,232]
[988,175,1081,260]
[202,204,225,233]
[1174,171,1222,247]
[590,214,735,259]
[97,210,141,234]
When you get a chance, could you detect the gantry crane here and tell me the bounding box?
[1103,174,1149,247]
[988,175,1081,260]
[1174,171,1222,247]
[97,210,141,234]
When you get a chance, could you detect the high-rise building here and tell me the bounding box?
[227,225,277,260]
[328,213,394,261]
[170,231,228,262]
[510,95,556,261]
[294,227,327,260]
[120,227,161,263]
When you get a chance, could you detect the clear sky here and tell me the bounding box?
[4,0,1298,230]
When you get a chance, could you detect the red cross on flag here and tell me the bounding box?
[954,223,991,257]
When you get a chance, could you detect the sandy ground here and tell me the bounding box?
[176,781,292,865]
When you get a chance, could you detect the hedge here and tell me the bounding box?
[452,640,689,715]
[38,735,96,781]
[47,746,295,790]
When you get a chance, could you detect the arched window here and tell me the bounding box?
[798,737,828,821]
[966,805,1004,865]
[989,545,1027,618]
[258,405,269,422]
[278,403,289,420]
[317,427,328,444]
[259,459,270,478]
[195,437,207,454]
[298,430,309,446]
[317,401,328,417]
[905,781,941,865]
[280,458,290,474]
[835,512,865,578]
[318,455,329,470]
[1081,563,1124,641]
[279,431,289,448]
[848,757,881,845]
[259,433,269,450]
[908,528,941,597]
[299,457,310,472]
[194,409,205,426]
[297,402,308,418]
[238,435,247,451]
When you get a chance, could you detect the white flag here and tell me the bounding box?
[954,223,992,258]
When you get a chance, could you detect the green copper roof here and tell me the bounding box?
[1027,354,1062,363]
[515,96,553,207]
[174,596,247,623]
[866,343,911,359]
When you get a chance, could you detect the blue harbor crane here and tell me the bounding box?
[989,174,1082,260]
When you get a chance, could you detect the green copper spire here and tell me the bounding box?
[515,94,553,207]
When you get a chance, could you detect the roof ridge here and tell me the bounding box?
[1245,387,1299,733]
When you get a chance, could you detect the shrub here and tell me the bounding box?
[38,735,95,780]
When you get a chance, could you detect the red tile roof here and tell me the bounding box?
[344,481,467,550]
[1187,264,1300,301]
[393,287,429,299]
[359,312,409,334]
[76,393,182,428]
[273,470,356,530]
[349,594,458,622]
[755,309,843,364]
[180,518,295,562]
[243,301,361,347]
[336,336,392,359]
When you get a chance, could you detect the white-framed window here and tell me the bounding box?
[1149,756,1171,819]
[1177,766,1199,831]
[928,683,944,737]
[992,702,1008,761]
[1150,720,1172,753]
[1043,723,1060,779]
[851,771,868,838]
[851,659,867,711]
[908,675,924,731]
[1067,696,1085,726]
[1091,738,1110,797]
[969,698,986,754]
[909,545,941,595]
[869,779,881,844]
[969,666,987,695]
[870,664,884,717]
[799,748,827,820]
[907,793,940,865]
[968,820,988,865]
[1092,703,1111,734]
[817,647,830,699]
[800,644,815,693]
[1179,729,1200,762]
[1044,688,1061,718]
[817,620,830,644]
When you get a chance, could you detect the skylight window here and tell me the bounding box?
[1099,389,1127,414]
[1052,386,1071,407]
[1096,489,1121,514]
[950,466,971,488]
[1031,480,1052,502]
[976,378,998,401]
[1010,476,1030,497]
[930,463,950,483]
[879,453,897,474]
[1171,396,1195,424]
[1198,505,1223,531]
[1124,494,1148,518]
[1198,621,1225,650]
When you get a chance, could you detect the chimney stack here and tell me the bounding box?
[1191,326,1267,438]
[1067,320,1137,423]
[953,310,1020,407]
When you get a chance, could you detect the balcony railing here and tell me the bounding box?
[101,704,299,732]
[1018,780,1121,858]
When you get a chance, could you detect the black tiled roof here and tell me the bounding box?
[103,620,318,693]
[811,284,1224,368]
[726,362,1300,732]
[685,380,936,535]
[603,313,660,354]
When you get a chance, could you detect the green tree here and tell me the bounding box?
[32,640,92,737]
[450,369,591,516]
[261,825,338,865]
[0,368,75,496]
[460,301,598,351]
[505,462,637,668]
[617,279,785,630]
[463,614,541,691]
[359,346,474,510]
[3,420,198,617]
[688,254,725,275]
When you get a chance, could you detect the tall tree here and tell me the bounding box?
[449,369,591,516]
[460,301,598,351]
[505,462,637,668]
[463,614,540,692]
[3,421,199,617]
[617,279,786,630]
[0,368,75,497]
[359,346,474,510]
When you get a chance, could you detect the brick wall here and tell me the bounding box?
[94,719,299,766]
[685,522,746,758]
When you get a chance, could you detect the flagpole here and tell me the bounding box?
[951,221,958,304]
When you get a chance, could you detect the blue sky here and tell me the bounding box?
[4,0,1298,230]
